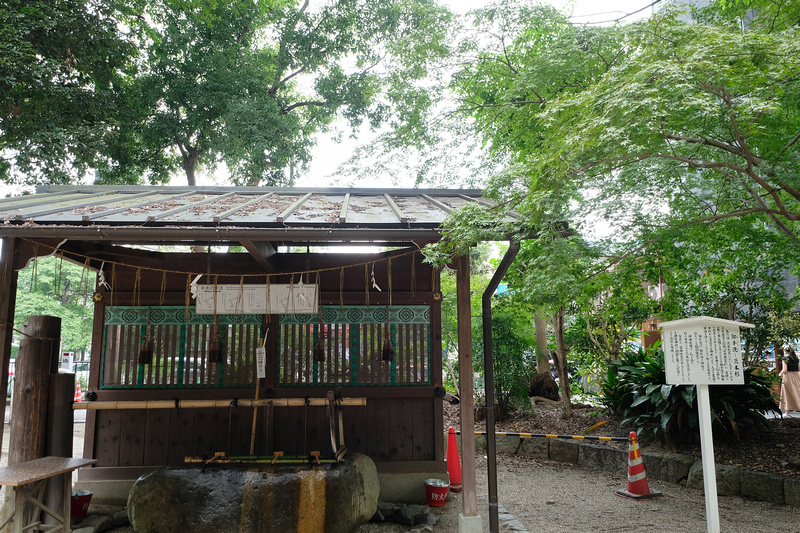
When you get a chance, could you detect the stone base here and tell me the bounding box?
[378,472,448,504]
[458,513,483,533]
[73,480,135,506]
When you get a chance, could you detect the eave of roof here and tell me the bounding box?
[0,185,510,246]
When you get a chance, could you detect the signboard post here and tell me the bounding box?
[659,316,754,533]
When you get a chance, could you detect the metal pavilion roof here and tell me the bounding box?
[0,185,511,246]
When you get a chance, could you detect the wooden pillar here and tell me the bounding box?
[9,315,61,465]
[44,373,75,526]
[0,238,18,458]
[642,317,661,352]
[455,254,479,520]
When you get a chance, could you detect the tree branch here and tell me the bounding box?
[283,101,327,113]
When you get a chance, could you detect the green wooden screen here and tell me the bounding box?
[101,306,262,389]
[277,306,431,386]
[101,305,431,389]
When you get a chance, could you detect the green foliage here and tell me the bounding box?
[530,8,800,246]
[111,0,454,186]
[640,217,800,364]
[479,295,537,418]
[602,348,779,448]
[3,0,452,187]
[573,254,654,364]
[15,256,94,354]
[0,0,135,185]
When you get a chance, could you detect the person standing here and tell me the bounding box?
[779,347,800,416]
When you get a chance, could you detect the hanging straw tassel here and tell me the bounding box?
[313,336,326,362]
[313,300,325,362]
[382,305,394,361]
[138,336,153,365]
[381,332,394,361]
[139,306,153,365]
[208,325,223,363]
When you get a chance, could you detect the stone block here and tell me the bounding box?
[549,439,579,463]
[740,470,784,505]
[648,453,695,484]
[112,509,130,527]
[686,462,744,497]
[578,444,627,473]
[495,435,521,455]
[518,437,549,460]
[474,434,487,454]
[714,465,742,496]
[686,461,704,490]
[128,453,379,533]
[784,477,800,508]
[73,513,114,533]
[458,513,483,533]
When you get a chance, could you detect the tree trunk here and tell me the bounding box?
[177,140,199,186]
[551,307,572,418]
[533,312,549,374]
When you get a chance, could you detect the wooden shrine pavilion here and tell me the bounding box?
[0,185,517,508]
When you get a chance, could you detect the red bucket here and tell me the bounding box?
[425,478,449,507]
[71,490,93,520]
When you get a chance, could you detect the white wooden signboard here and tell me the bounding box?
[659,316,754,533]
[195,283,318,315]
[661,316,749,385]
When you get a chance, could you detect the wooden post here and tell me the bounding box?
[3,315,61,529]
[0,238,18,457]
[455,254,479,524]
[43,373,75,527]
[9,315,61,465]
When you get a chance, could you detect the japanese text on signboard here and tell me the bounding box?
[663,324,743,385]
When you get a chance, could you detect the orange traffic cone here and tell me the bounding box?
[446,427,462,492]
[74,383,82,403]
[616,431,661,500]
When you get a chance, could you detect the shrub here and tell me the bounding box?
[601,348,779,449]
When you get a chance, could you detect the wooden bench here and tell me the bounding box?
[0,457,97,533]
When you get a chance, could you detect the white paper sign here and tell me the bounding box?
[255,347,266,379]
[661,316,753,385]
[195,283,318,315]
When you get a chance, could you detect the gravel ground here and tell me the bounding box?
[360,453,800,533]
[44,452,800,533]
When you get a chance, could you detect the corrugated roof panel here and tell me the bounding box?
[345,194,404,224]
[0,186,513,243]
[280,193,345,225]
[0,191,162,223]
[393,195,451,223]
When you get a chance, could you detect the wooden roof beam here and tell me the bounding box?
[240,240,277,274]
[383,194,409,223]
[276,193,313,223]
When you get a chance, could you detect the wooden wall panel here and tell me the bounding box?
[167,409,194,465]
[118,409,146,466]
[95,411,122,467]
[191,408,219,457]
[343,405,367,455]
[412,398,436,461]
[388,399,414,461]
[143,409,170,466]
[365,399,390,461]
